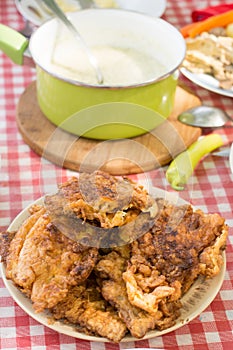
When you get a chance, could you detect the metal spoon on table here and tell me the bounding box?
[178,105,233,128]
[41,0,104,85]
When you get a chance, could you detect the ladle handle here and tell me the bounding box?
[41,0,104,84]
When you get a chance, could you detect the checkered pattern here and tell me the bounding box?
[0,0,233,349]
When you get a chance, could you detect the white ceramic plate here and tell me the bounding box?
[15,0,81,26]
[181,67,233,98]
[15,0,167,26]
[229,142,233,174]
[0,187,226,342]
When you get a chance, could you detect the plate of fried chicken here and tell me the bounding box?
[181,30,233,97]
[0,171,227,343]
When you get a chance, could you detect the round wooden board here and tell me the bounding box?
[16,81,202,175]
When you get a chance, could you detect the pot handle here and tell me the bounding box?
[0,24,29,65]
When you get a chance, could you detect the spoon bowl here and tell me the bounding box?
[178,105,233,128]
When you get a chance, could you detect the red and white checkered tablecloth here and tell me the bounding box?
[0,0,233,349]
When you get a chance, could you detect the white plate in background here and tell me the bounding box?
[115,0,167,17]
[181,67,233,98]
[229,142,233,174]
[15,0,81,26]
[15,0,167,26]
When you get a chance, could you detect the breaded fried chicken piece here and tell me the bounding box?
[148,200,227,291]
[124,199,228,316]
[199,229,227,277]
[51,277,127,342]
[62,171,157,220]
[101,279,161,339]
[0,231,16,264]
[123,265,181,316]
[95,251,180,339]
[3,205,98,313]
[45,171,158,247]
[45,171,157,227]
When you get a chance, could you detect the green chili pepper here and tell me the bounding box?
[166,134,224,191]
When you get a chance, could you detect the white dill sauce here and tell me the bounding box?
[50,40,168,86]
[93,46,167,86]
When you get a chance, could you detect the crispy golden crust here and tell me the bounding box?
[61,171,157,216]
[4,206,98,313]
[199,229,228,277]
[45,171,157,228]
[0,231,16,263]
[95,251,181,338]
[95,199,227,338]
[126,199,228,315]
[51,278,127,342]
[44,171,157,247]
[1,173,228,342]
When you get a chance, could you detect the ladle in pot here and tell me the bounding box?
[41,0,104,85]
[178,105,233,128]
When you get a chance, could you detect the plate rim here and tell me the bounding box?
[0,187,226,342]
[180,67,233,98]
[229,142,233,174]
[15,0,51,26]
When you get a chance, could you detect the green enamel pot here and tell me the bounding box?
[0,9,186,140]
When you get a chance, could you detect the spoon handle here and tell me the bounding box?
[41,0,104,84]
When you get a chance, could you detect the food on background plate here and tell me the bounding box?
[54,0,80,12]
[49,0,118,12]
[94,0,118,8]
[0,171,228,342]
[182,32,233,90]
[181,10,233,90]
[180,10,233,38]
[226,22,233,38]
[191,4,233,22]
